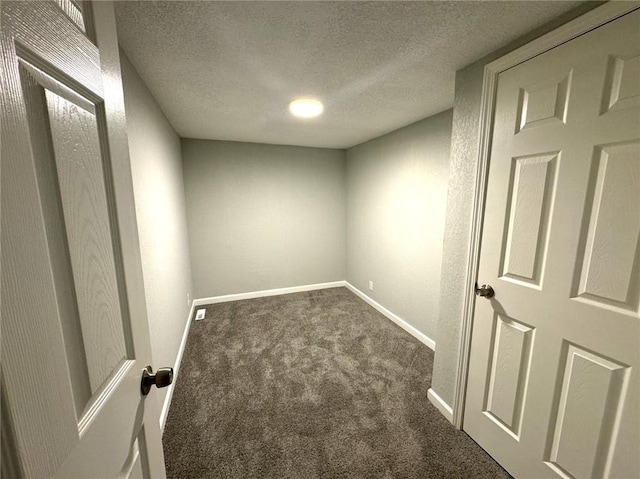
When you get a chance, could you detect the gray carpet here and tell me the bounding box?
[163,287,510,478]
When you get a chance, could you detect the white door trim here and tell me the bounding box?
[452,1,640,430]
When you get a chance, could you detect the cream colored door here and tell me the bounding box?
[464,9,640,479]
[1,2,165,478]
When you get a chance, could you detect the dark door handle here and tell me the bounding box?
[141,366,173,395]
[475,283,495,299]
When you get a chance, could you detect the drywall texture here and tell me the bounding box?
[182,140,346,298]
[121,52,193,413]
[115,1,582,148]
[346,110,453,342]
[430,2,603,408]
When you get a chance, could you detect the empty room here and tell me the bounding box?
[2,1,639,478]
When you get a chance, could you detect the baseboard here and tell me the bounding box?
[159,300,195,431]
[344,282,436,351]
[427,388,454,423]
[193,281,346,306]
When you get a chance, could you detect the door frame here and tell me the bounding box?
[452,1,640,430]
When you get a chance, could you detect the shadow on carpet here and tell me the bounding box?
[163,287,510,478]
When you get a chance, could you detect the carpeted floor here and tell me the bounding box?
[163,287,510,478]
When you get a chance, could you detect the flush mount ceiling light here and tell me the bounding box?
[289,99,324,118]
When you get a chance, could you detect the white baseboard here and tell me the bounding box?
[344,282,436,351]
[159,300,195,431]
[427,388,454,423]
[193,281,346,306]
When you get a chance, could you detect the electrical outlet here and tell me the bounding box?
[368,281,374,291]
[195,309,206,321]
[187,293,191,306]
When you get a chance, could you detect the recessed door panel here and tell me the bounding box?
[19,56,129,417]
[545,344,630,479]
[484,315,534,439]
[516,72,571,133]
[601,55,640,114]
[501,153,557,287]
[574,141,640,313]
[45,88,128,393]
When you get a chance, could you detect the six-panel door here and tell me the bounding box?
[464,9,640,479]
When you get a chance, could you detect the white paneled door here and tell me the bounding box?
[1,2,165,478]
[464,9,639,479]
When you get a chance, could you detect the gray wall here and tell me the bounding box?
[182,140,346,298]
[121,52,194,414]
[430,2,602,407]
[346,110,453,342]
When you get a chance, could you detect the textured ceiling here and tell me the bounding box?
[115,1,583,149]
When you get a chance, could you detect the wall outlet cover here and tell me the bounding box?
[195,309,206,321]
[368,281,374,291]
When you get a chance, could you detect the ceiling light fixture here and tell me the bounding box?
[289,99,324,118]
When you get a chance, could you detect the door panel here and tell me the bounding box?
[45,82,128,394]
[501,152,558,287]
[484,314,534,440]
[601,54,640,113]
[22,59,130,400]
[516,71,571,133]
[546,343,630,479]
[574,141,640,312]
[1,2,165,478]
[20,58,95,415]
[464,9,639,479]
